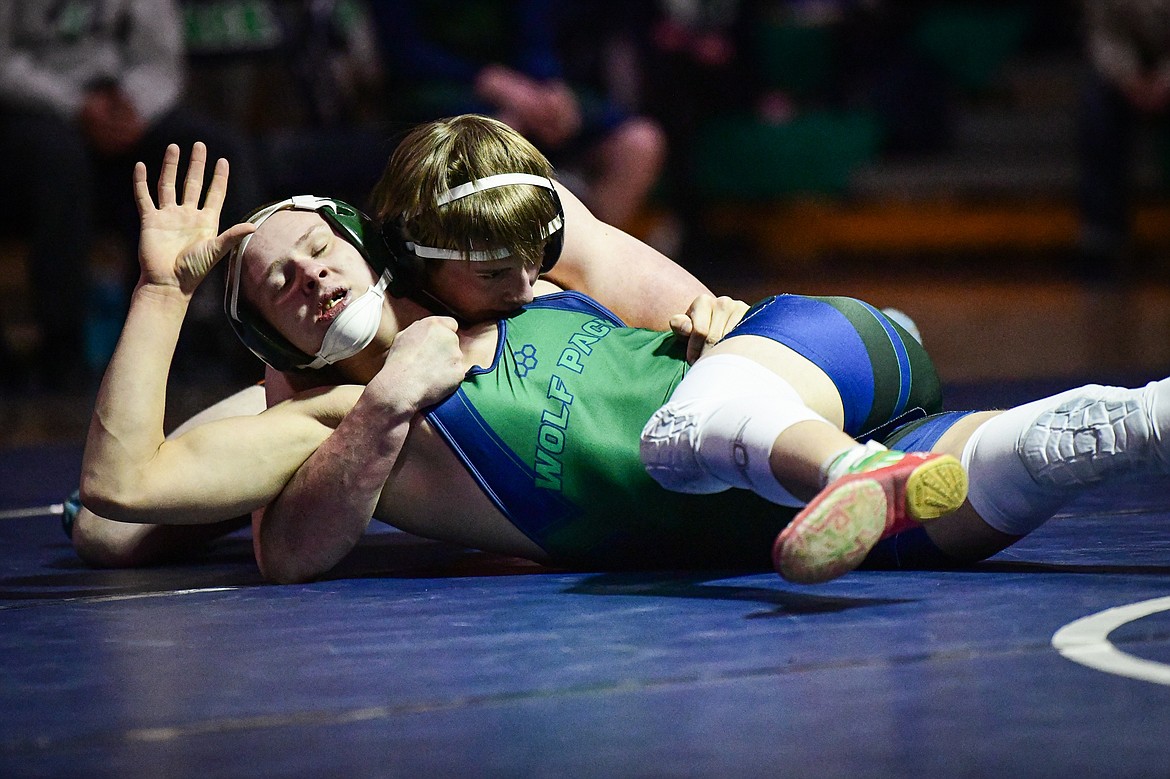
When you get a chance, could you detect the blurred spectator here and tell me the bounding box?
[833,1,956,155]
[366,0,666,230]
[0,0,263,387]
[1077,0,1170,280]
[627,3,953,197]
[260,0,393,209]
[632,1,757,199]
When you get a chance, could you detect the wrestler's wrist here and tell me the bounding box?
[354,384,421,426]
[132,280,191,308]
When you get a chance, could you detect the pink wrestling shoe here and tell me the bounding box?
[772,450,968,584]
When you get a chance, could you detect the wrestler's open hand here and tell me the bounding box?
[368,317,465,414]
[133,142,254,298]
[670,294,750,364]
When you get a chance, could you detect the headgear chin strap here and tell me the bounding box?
[224,195,395,372]
[305,273,388,369]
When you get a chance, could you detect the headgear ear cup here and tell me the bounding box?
[540,185,565,274]
[380,216,427,298]
[227,304,316,373]
[318,203,401,291]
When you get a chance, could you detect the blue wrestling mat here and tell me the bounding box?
[4,406,1170,777]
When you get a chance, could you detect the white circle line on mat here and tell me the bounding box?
[1052,596,1170,685]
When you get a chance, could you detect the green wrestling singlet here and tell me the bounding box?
[425,291,795,570]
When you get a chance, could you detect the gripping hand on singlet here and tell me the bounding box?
[670,294,750,364]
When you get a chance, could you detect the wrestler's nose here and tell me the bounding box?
[505,272,535,305]
[505,266,535,304]
[297,262,329,293]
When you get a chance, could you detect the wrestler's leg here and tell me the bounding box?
[652,292,953,487]
[874,411,1019,566]
[640,337,857,503]
[861,378,1170,573]
[71,384,267,567]
[640,334,965,577]
[708,334,962,511]
[921,380,1170,561]
[166,384,269,436]
[710,334,961,512]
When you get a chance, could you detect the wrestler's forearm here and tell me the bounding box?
[257,317,465,582]
[80,282,188,518]
[255,390,415,584]
[81,283,338,525]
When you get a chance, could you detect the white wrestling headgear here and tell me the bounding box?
[405,173,564,261]
[387,173,566,291]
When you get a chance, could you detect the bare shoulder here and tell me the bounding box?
[545,180,709,329]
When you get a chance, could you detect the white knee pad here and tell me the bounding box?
[961,414,1061,537]
[640,354,828,506]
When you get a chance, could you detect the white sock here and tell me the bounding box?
[822,440,889,485]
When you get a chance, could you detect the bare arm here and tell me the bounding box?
[544,182,748,360]
[255,317,466,584]
[544,182,711,329]
[79,143,328,525]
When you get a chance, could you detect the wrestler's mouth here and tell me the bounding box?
[318,287,348,322]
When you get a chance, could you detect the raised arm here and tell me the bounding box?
[79,143,329,524]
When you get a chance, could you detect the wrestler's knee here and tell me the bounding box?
[640,397,734,494]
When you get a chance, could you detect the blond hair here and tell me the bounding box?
[372,115,558,270]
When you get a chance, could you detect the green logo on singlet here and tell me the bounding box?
[554,319,617,374]
[534,374,573,490]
